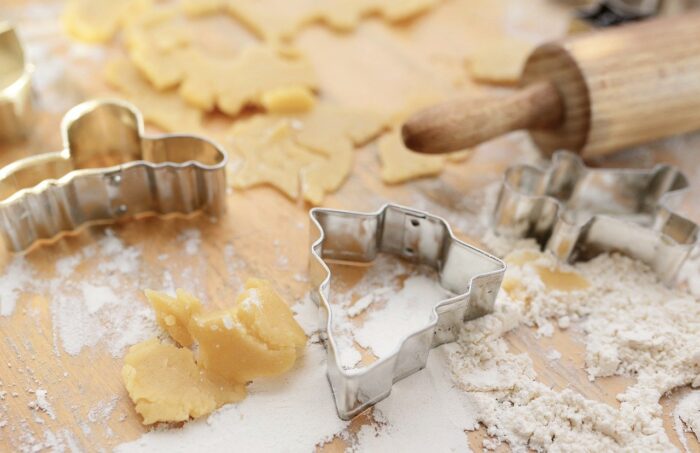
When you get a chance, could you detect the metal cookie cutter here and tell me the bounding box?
[0,22,33,142]
[494,150,698,283]
[0,99,227,252]
[309,203,505,419]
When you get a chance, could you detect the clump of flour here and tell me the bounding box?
[446,251,700,451]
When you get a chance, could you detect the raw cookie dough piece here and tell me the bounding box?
[501,250,589,300]
[235,278,307,352]
[229,104,386,204]
[125,8,318,115]
[182,0,440,43]
[62,0,150,43]
[378,129,445,183]
[378,96,471,184]
[261,86,316,114]
[145,288,203,347]
[122,339,246,425]
[104,59,204,133]
[124,279,306,424]
[467,39,533,85]
[190,279,307,382]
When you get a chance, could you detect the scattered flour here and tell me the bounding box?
[49,230,158,357]
[28,389,56,421]
[0,258,35,317]
[674,391,700,453]
[178,229,202,256]
[443,250,700,451]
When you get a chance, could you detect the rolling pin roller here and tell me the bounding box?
[402,12,700,159]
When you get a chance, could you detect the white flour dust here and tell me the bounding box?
[674,391,700,453]
[447,251,700,451]
[327,254,451,368]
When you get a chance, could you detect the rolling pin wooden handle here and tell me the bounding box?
[401,81,564,154]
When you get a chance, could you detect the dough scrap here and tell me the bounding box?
[145,289,203,347]
[261,86,316,114]
[467,39,533,85]
[125,8,318,115]
[378,129,446,184]
[122,339,246,425]
[124,279,306,424]
[104,58,204,133]
[190,279,307,382]
[378,97,472,184]
[228,104,386,204]
[62,0,150,43]
[182,0,440,43]
[502,250,589,301]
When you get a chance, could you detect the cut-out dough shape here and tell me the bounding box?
[125,7,318,115]
[62,0,150,43]
[379,97,471,184]
[229,104,386,204]
[183,0,440,43]
[104,58,203,133]
[123,279,306,424]
[467,39,533,85]
[122,339,246,425]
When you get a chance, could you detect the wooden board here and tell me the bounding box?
[1,0,699,451]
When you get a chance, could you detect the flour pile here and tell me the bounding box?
[448,251,700,451]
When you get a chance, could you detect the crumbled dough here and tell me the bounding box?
[125,7,318,115]
[62,0,150,43]
[145,289,203,347]
[104,58,203,133]
[467,39,533,85]
[190,279,307,382]
[502,249,589,300]
[123,279,306,424]
[261,86,316,114]
[182,0,440,43]
[122,339,246,425]
[228,104,386,204]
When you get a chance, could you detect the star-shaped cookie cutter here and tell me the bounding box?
[309,203,505,419]
[0,99,228,252]
[0,22,33,142]
[494,150,698,283]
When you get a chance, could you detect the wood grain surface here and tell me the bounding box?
[1,0,699,451]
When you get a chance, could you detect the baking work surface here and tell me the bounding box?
[2,0,700,451]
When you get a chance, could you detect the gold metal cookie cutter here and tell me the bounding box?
[494,150,698,283]
[0,22,33,142]
[309,203,505,419]
[0,99,228,252]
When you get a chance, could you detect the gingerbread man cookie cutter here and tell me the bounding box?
[309,203,505,419]
[0,99,228,252]
[494,150,698,283]
[0,22,33,142]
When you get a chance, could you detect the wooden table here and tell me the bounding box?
[1,0,699,450]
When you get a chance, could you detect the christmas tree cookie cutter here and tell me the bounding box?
[309,203,505,419]
[494,150,698,283]
[0,99,228,252]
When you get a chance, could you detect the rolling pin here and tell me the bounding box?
[401,12,700,159]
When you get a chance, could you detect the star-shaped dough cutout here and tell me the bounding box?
[228,105,386,204]
[125,6,318,115]
[378,96,471,184]
[183,0,440,43]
